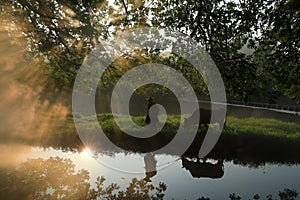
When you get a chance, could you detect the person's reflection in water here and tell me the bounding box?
[143,153,157,182]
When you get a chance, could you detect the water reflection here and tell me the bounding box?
[144,153,158,182]
[0,156,167,200]
[181,158,224,179]
[0,144,300,199]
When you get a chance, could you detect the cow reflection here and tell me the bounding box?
[182,158,224,179]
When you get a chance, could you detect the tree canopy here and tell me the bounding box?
[1,0,299,103]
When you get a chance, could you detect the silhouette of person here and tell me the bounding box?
[145,97,159,125]
[143,153,157,182]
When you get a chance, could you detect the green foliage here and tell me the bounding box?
[1,0,299,102]
[151,53,209,95]
[253,0,300,103]
[148,0,260,100]
[4,0,111,86]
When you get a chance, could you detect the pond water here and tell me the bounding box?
[1,142,300,199]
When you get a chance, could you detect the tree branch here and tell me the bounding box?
[120,0,129,14]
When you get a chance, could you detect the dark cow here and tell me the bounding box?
[184,108,226,128]
[182,158,224,179]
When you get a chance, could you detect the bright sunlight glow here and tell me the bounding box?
[80,148,93,158]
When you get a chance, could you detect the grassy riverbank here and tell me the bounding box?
[94,114,300,141]
[6,112,299,165]
[91,114,300,165]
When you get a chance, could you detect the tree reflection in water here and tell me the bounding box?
[0,157,167,200]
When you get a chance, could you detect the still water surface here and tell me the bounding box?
[4,144,299,199]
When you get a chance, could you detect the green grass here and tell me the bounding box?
[91,113,182,135]
[91,114,300,141]
[225,116,300,140]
